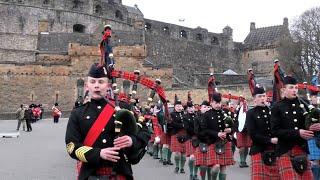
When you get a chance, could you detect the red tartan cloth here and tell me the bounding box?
[102,30,112,41]
[277,153,313,180]
[32,107,41,118]
[111,70,167,102]
[251,153,280,180]
[160,132,171,145]
[289,146,305,156]
[236,132,252,148]
[96,167,127,180]
[150,134,156,142]
[170,134,186,153]
[185,139,196,157]
[211,141,234,166]
[151,116,162,137]
[195,144,215,166]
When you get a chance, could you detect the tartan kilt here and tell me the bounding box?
[251,153,280,180]
[211,141,234,166]
[308,138,320,160]
[170,134,186,153]
[150,133,156,142]
[185,139,196,157]
[277,148,313,180]
[160,132,171,146]
[236,132,252,148]
[195,144,215,166]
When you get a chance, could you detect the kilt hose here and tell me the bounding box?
[211,141,234,166]
[236,132,252,148]
[150,133,156,142]
[185,139,196,157]
[251,153,280,180]
[277,146,313,180]
[170,134,186,153]
[308,138,320,160]
[195,144,215,167]
[160,132,171,146]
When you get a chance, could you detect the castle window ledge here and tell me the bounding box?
[40,32,50,35]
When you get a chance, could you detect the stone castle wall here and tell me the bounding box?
[0,1,249,118]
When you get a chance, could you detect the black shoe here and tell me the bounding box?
[163,161,168,165]
[174,167,179,173]
[239,162,249,168]
[180,168,185,174]
[168,161,174,165]
[193,175,199,180]
[243,162,249,167]
[153,157,160,159]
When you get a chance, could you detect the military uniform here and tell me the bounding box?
[201,108,234,166]
[271,97,313,179]
[65,64,150,180]
[66,98,150,180]
[306,91,320,179]
[194,111,215,167]
[247,105,279,180]
[170,108,188,173]
[170,111,187,153]
[184,112,197,157]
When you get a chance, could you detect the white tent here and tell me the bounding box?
[222,69,238,75]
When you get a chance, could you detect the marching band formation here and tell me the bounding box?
[142,73,320,180]
[65,25,320,180]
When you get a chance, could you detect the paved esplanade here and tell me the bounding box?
[0,119,250,180]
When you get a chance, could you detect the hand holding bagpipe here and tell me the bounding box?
[148,79,161,104]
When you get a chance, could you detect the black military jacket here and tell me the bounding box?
[65,98,150,180]
[184,113,197,138]
[247,106,273,155]
[197,108,226,144]
[169,111,186,135]
[271,97,308,156]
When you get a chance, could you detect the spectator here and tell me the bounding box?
[16,104,26,131]
[25,105,33,132]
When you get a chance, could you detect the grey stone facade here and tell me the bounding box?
[0,1,243,84]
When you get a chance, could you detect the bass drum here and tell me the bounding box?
[238,105,247,132]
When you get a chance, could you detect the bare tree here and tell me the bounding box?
[291,7,320,81]
[277,35,303,80]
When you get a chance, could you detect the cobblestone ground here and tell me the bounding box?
[0,119,250,180]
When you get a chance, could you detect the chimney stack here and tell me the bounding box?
[250,22,256,32]
[283,17,288,28]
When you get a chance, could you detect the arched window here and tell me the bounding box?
[115,10,123,20]
[95,5,102,14]
[72,0,82,9]
[163,26,169,35]
[73,24,85,33]
[211,36,219,45]
[145,23,151,31]
[180,30,187,38]
[76,79,84,98]
[196,33,203,41]
[43,0,49,5]
[55,93,59,103]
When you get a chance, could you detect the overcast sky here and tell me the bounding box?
[122,0,319,42]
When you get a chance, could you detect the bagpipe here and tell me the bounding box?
[98,25,171,138]
[271,60,320,130]
[206,73,240,145]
